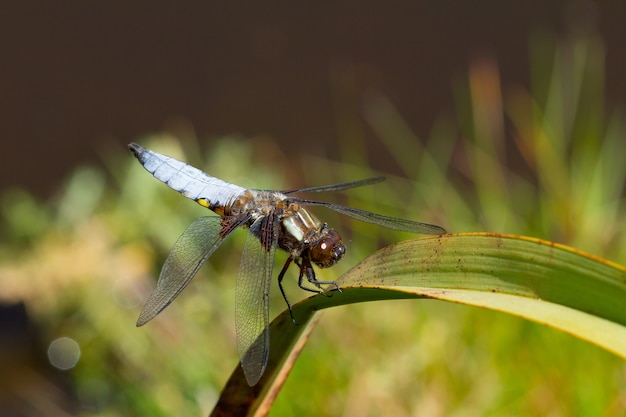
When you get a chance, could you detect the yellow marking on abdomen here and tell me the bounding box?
[196,198,211,208]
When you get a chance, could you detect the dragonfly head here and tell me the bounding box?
[309,225,345,268]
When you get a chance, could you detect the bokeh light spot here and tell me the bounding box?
[48,336,81,370]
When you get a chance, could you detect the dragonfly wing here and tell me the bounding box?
[293,199,447,235]
[281,176,385,194]
[235,214,279,386]
[137,216,237,326]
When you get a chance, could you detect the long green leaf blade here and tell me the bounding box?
[212,233,626,416]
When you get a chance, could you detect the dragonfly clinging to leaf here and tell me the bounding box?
[129,143,446,386]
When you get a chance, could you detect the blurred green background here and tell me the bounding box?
[1,3,626,416]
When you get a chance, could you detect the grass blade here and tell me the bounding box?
[212,232,626,416]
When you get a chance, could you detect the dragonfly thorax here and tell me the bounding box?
[275,201,346,268]
[231,190,346,268]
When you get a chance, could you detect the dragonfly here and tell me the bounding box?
[129,142,446,386]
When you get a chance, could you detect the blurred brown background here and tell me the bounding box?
[1,1,623,196]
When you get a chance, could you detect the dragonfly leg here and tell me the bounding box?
[297,259,343,295]
[278,257,297,324]
[295,259,325,294]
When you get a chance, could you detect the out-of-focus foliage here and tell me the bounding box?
[0,31,625,416]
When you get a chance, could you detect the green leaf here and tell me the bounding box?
[210,233,626,416]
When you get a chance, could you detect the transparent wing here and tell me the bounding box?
[281,176,385,195]
[235,215,278,386]
[137,216,239,326]
[291,198,447,235]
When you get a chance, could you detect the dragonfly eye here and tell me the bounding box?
[309,229,346,268]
